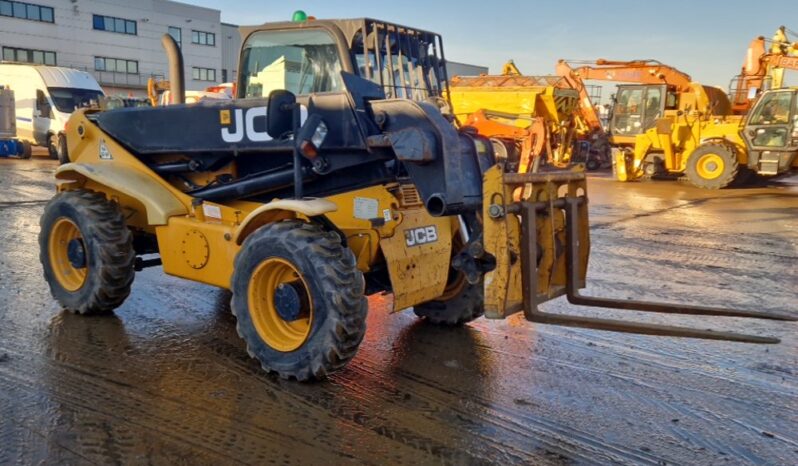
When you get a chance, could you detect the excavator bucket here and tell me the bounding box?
[480,165,795,343]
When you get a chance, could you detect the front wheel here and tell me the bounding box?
[685,143,739,189]
[231,221,367,381]
[414,255,484,326]
[39,190,136,314]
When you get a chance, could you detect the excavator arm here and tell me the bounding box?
[555,59,694,134]
[731,36,798,113]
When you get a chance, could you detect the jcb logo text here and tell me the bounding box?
[220,107,271,143]
[405,226,438,247]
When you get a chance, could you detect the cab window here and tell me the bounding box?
[748,91,795,147]
[240,29,343,98]
[612,88,644,135]
[749,91,793,125]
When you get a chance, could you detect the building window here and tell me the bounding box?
[221,69,227,83]
[192,67,216,82]
[2,46,56,65]
[191,30,215,46]
[0,1,54,23]
[94,57,139,74]
[168,26,181,47]
[92,14,136,35]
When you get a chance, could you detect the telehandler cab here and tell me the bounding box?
[40,16,794,380]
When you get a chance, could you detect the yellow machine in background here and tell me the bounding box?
[618,87,798,188]
[446,62,582,171]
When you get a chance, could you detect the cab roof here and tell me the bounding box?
[239,17,442,48]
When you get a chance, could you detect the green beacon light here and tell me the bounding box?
[292,10,308,22]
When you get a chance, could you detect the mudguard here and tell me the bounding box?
[232,198,338,245]
[55,163,187,225]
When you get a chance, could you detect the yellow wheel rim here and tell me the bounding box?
[48,218,87,292]
[248,258,313,352]
[695,153,724,180]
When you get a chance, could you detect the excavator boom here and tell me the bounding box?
[556,59,695,136]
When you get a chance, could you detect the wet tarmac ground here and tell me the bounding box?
[0,155,796,465]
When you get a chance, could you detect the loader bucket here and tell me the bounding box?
[612,148,630,181]
[480,165,795,343]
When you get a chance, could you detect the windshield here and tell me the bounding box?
[240,29,343,98]
[48,87,104,113]
[747,90,796,147]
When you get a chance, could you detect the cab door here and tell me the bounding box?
[742,90,798,174]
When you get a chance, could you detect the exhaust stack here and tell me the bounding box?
[161,34,185,104]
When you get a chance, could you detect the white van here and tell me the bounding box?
[0,63,104,160]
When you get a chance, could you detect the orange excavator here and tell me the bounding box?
[554,59,715,147]
[729,34,798,114]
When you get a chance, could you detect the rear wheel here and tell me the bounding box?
[231,221,367,381]
[19,141,32,159]
[733,167,756,186]
[685,142,739,189]
[39,190,135,314]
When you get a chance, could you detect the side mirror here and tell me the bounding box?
[267,89,297,139]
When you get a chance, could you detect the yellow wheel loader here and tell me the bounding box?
[39,16,794,381]
[616,87,798,188]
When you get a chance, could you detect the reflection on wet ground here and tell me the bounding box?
[1,159,796,464]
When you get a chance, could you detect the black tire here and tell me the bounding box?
[414,276,484,325]
[39,190,136,315]
[585,157,600,171]
[231,221,367,381]
[18,141,32,159]
[685,142,739,189]
[47,134,58,160]
[57,133,69,164]
[732,166,756,187]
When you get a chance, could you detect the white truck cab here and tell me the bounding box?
[0,63,104,160]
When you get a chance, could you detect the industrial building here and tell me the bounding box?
[0,0,239,95]
[1,1,485,97]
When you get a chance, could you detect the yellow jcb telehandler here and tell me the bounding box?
[40,16,794,381]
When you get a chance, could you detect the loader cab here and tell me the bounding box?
[237,17,449,103]
[609,84,675,144]
[742,88,798,174]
